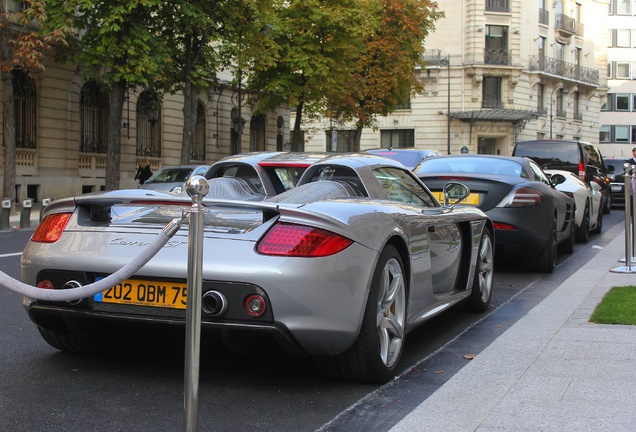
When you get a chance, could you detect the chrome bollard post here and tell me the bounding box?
[183,175,209,432]
[612,164,636,273]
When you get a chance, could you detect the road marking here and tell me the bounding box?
[0,252,22,258]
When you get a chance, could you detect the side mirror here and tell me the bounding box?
[443,181,470,207]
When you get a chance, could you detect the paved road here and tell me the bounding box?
[0,210,625,431]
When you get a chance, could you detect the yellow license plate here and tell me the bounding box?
[94,279,188,309]
[433,191,480,205]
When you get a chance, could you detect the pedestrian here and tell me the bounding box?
[135,158,153,185]
[629,147,636,166]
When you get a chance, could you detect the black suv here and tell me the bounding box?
[512,140,612,213]
[604,158,629,207]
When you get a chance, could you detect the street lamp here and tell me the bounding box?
[439,58,451,155]
[550,85,568,139]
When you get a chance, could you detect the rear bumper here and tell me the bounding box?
[486,206,552,258]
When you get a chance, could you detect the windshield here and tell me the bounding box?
[145,168,193,184]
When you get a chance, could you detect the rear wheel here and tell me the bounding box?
[465,230,494,312]
[603,192,612,214]
[315,245,406,383]
[531,216,557,273]
[575,204,590,243]
[592,205,603,234]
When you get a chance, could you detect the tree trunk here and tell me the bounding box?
[291,100,304,152]
[353,121,363,153]
[105,80,126,191]
[1,57,16,202]
[180,81,196,164]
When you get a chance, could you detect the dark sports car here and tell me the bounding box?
[415,155,575,273]
[21,153,494,383]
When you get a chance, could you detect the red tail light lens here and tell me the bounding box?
[257,223,353,257]
[578,163,585,181]
[32,213,72,243]
[497,187,543,208]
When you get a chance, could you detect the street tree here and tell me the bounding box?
[246,0,370,151]
[0,0,70,201]
[328,0,443,149]
[45,0,168,190]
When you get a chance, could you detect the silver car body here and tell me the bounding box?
[21,154,493,380]
[140,164,210,194]
[545,169,601,232]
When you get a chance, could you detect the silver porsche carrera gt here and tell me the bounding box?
[21,153,494,383]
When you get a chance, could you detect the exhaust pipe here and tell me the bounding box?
[201,290,228,317]
[62,280,84,305]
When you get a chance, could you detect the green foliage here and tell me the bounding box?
[590,286,636,325]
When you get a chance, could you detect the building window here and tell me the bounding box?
[616,94,630,110]
[326,130,356,152]
[482,77,502,108]
[616,125,630,142]
[616,62,630,79]
[537,84,545,114]
[616,0,631,15]
[12,69,37,149]
[599,125,611,142]
[607,62,613,79]
[573,92,581,120]
[80,81,109,154]
[136,91,161,158]
[616,29,631,47]
[556,90,566,117]
[192,100,206,161]
[380,129,415,148]
[250,114,266,152]
[485,26,509,65]
[632,127,636,143]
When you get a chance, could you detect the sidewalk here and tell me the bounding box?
[390,231,636,431]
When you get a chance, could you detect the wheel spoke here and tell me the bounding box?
[375,257,406,368]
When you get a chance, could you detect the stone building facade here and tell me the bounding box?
[300,0,609,157]
[1,60,289,203]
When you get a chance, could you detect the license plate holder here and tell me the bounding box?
[94,279,188,309]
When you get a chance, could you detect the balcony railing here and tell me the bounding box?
[486,0,509,13]
[422,49,444,66]
[485,48,511,65]
[539,8,549,25]
[555,14,582,36]
[529,55,599,86]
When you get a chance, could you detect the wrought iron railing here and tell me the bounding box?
[421,49,444,66]
[486,0,509,12]
[555,13,582,36]
[529,55,599,86]
[484,48,511,65]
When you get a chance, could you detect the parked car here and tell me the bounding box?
[603,158,629,207]
[140,165,210,194]
[545,169,602,243]
[415,155,575,273]
[512,140,612,214]
[365,147,442,171]
[22,153,494,383]
[205,151,330,196]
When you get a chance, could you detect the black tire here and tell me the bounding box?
[575,203,590,243]
[592,205,603,234]
[37,327,103,354]
[315,245,407,383]
[531,216,557,273]
[465,230,494,312]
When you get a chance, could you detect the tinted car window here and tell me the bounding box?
[372,167,436,207]
[513,141,579,167]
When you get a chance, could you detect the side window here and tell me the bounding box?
[529,161,550,184]
[372,167,436,207]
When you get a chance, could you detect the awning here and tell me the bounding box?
[449,108,540,123]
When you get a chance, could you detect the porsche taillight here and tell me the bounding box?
[496,187,543,208]
[32,213,72,243]
[256,223,353,257]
